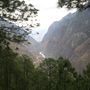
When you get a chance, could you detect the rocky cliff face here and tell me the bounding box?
[42,8,90,72]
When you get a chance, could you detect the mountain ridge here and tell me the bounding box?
[41,8,90,72]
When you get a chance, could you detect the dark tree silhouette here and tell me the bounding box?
[58,0,90,10]
[0,0,39,43]
[0,0,38,22]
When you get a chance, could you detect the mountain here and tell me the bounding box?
[42,8,90,72]
[10,36,43,64]
[0,18,43,64]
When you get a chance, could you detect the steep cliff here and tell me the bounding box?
[42,8,90,72]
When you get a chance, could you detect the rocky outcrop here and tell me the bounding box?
[42,8,90,72]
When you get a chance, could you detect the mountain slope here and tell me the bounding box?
[0,18,43,64]
[42,8,90,72]
[10,36,43,64]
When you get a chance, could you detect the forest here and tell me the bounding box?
[0,29,90,90]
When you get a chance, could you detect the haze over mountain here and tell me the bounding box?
[41,8,90,72]
[10,36,43,64]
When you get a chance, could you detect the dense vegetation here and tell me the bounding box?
[0,30,90,90]
[0,0,38,22]
[0,0,39,43]
[58,0,90,9]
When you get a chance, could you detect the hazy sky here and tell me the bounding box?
[25,0,75,41]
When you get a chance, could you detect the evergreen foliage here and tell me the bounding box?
[0,30,90,90]
[0,0,39,43]
[58,0,90,10]
[0,0,38,22]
